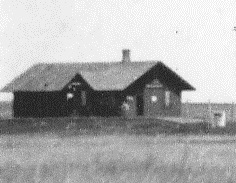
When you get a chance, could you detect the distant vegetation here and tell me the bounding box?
[182,102,236,123]
[0,101,12,119]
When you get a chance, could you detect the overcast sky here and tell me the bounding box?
[0,0,236,103]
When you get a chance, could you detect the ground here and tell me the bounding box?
[0,134,236,182]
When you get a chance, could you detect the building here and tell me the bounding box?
[1,50,195,118]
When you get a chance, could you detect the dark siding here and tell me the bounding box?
[137,94,144,115]
[166,90,181,116]
[88,91,123,117]
[143,87,181,117]
[63,74,94,117]
[13,90,124,118]
[124,65,183,118]
[144,87,165,116]
[13,91,68,118]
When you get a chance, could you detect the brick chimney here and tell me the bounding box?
[122,49,130,62]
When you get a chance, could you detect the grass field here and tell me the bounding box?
[0,133,236,182]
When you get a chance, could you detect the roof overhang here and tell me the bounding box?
[124,62,195,92]
[0,61,195,93]
[154,62,195,91]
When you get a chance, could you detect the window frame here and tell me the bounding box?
[165,90,171,107]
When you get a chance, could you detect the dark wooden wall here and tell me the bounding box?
[143,87,181,117]
[144,87,165,116]
[13,89,181,118]
[13,91,68,118]
[13,90,125,118]
[89,91,124,117]
[123,65,183,118]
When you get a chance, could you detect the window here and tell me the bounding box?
[68,82,81,90]
[165,91,170,107]
[126,96,134,101]
[146,79,163,88]
[67,93,74,100]
[151,96,157,103]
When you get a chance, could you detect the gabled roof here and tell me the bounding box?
[0,61,195,92]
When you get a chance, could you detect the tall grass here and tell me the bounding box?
[0,134,236,182]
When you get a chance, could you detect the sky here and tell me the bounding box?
[0,0,236,103]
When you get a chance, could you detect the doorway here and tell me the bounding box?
[137,94,144,116]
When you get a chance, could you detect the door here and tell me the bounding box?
[137,94,144,116]
[122,96,137,118]
[144,88,165,117]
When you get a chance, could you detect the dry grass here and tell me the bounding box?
[0,134,236,182]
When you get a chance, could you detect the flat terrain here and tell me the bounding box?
[0,134,236,182]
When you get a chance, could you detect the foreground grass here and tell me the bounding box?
[0,134,236,182]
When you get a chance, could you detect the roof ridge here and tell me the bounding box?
[34,60,161,65]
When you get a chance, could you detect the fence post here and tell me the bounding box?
[186,100,189,118]
[232,102,235,122]
[185,100,191,118]
[208,100,213,128]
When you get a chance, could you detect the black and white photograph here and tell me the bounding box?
[0,0,236,182]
